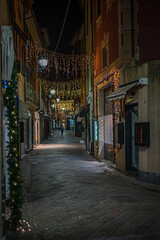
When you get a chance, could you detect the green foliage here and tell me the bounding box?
[3,61,23,231]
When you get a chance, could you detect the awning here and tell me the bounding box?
[107,78,148,101]
[1,26,14,81]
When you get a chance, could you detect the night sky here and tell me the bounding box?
[33,0,83,54]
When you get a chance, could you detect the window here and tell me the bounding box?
[135,122,150,147]
[87,1,88,35]
[102,45,108,68]
[101,33,109,69]
[97,0,101,18]
[96,0,102,30]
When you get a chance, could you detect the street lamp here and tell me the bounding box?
[50,89,56,95]
[56,98,60,103]
[51,104,55,108]
[39,58,48,68]
[21,57,48,76]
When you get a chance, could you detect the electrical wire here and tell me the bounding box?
[54,0,71,53]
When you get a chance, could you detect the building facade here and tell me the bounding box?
[0,0,13,237]
[84,0,94,154]
[0,1,51,236]
[12,0,51,156]
[93,0,160,184]
[93,0,128,160]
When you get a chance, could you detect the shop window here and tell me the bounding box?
[97,0,101,18]
[135,122,150,147]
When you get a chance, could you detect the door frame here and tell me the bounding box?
[125,103,139,171]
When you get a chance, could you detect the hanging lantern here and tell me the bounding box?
[39,58,48,68]
[50,89,56,95]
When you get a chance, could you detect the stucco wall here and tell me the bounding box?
[147,61,160,174]
[94,0,119,76]
[118,61,160,175]
[0,0,10,26]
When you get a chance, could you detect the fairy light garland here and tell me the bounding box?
[16,219,32,233]
[113,70,120,113]
[24,40,94,80]
[51,100,74,112]
[46,79,82,101]
[3,61,23,230]
[95,69,120,156]
[3,61,32,232]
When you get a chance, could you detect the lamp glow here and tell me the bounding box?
[39,58,48,68]
[50,89,56,95]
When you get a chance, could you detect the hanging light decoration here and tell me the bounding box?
[50,89,56,95]
[38,58,48,68]
[25,40,94,79]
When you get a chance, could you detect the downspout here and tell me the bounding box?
[131,0,135,59]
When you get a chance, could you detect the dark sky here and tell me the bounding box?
[33,0,83,54]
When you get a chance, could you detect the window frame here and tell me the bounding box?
[101,33,109,70]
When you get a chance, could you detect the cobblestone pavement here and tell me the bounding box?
[6,130,160,240]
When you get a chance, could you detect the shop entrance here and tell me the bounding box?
[125,103,139,171]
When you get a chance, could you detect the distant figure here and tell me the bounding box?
[60,125,64,136]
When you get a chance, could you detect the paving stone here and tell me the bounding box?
[6,130,160,240]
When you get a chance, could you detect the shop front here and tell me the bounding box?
[107,62,160,184]
[107,77,148,173]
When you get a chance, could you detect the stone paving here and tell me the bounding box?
[6,130,160,240]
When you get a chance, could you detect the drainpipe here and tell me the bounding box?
[131,0,135,59]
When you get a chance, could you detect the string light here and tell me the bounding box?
[15,219,32,233]
[25,40,94,80]
[3,61,23,231]
[47,79,82,102]
[95,69,120,155]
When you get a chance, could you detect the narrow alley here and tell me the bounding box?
[1,1,160,239]
[7,131,160,240]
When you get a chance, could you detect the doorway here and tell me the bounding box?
[125,103,139,171]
